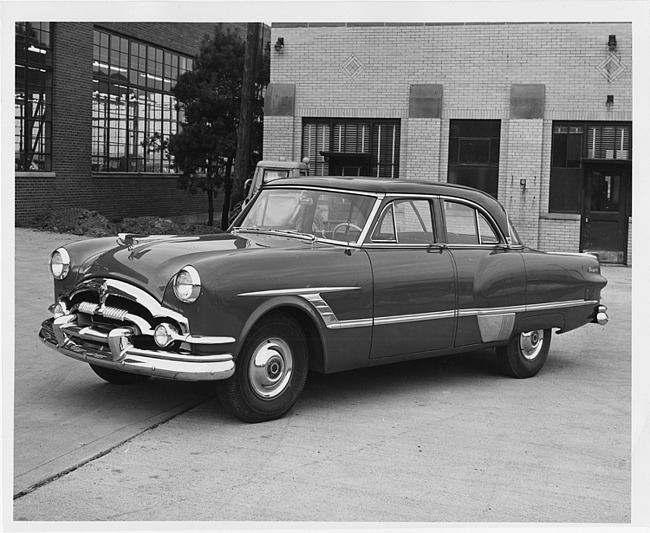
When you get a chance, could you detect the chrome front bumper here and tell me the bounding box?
[39,316,235,381]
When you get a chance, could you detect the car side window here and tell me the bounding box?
[478,212,500,244]
[372,199,434,244]
[372,204,397,242]
[444,200,500,245]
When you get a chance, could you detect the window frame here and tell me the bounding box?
[447,119,501,199]
[302,118,401,178]
[15,22,53,173]
[91,28,193,175]
[549,120,632,214]
[370,198,436,245]
[440,196,505,247]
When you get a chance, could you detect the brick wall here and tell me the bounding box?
[271,23,631,118]
[402,119,442,181]
[499,119,544,248]
[15,22,236,226]
[539,217,581,252]
[263,116,296,160]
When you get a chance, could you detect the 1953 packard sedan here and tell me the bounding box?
[40,177,609,422]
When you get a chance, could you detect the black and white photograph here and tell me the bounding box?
[2,0,648,531]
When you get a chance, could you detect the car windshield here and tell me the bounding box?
[262,169,290,184]
[238,187,377,243]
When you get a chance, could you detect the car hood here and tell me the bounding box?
[75,232,320,299]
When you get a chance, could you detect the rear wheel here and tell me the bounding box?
[496,329,551,378]
[90,364,151,385]
[217,313,308,423]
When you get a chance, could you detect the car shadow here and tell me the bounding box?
[301,348,501,404]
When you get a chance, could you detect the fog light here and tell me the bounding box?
[154,323,178,348]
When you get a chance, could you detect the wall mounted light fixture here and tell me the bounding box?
[274,38,285,52]
[608,34,617,51]
[606,94,614,108]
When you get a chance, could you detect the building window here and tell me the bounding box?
[302,119,400,178]
[448,120,501,198]
[586,124,630,160]
[549,121,631,213]
[15,22,52,172]
[92,29,193,173]
[549,123,584,213]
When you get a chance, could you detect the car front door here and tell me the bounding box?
[440,197,525,348]
[365,197,457,359]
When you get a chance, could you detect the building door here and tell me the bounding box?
[581,163,631,264]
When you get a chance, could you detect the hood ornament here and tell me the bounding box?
[117,233,148,248]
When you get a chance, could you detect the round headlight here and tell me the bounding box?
[173,266,201,303]
[49,248,71,280]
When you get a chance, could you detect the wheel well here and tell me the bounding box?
[254,307,325,373]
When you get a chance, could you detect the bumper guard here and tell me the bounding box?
[39,316,235,381]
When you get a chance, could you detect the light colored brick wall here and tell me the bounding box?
[263,116,296,160]
[539,216,581,252]
[499,119,544,247]
[402,119,442,181]
[270,23,631,120]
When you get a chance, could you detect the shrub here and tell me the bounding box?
[33,208,115,237]
[32,208,222,237]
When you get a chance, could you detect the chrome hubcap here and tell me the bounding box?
[249,337,293,399]
[520,330,544,360]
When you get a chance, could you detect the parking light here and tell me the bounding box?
[154,323,178,348]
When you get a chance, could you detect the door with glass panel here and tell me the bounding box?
[366,198,456,359]
[581,163,630,264]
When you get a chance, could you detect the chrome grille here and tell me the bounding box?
[77,302,130,322]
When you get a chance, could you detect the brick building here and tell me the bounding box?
[263,22,632,264]
[14,22,260,225]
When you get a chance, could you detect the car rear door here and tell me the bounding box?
[439,197,525,347]
[365,197,457,359]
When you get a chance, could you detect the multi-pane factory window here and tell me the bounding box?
[302,119,400,178]
[92,29,193,173]
[15,22,52,172]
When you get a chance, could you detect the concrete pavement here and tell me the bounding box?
[9,228,633,524]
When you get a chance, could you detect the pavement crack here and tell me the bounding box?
[13,401,205,500]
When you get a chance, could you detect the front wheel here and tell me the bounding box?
[90,364,151,385]
[496,329,551,378]
[217,313,309,423]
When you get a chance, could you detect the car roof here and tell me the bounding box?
[257,160,306,169]
[267,176,510,229]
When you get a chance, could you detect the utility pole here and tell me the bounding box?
[232,23,260,213]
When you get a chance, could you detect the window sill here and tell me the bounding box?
[541,213,580,221]
[16,171,56,178]
[92,172,182,178]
